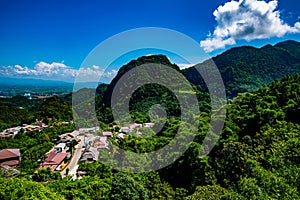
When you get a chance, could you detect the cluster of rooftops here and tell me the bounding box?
[0,122,156,176]
[0,122,48,139]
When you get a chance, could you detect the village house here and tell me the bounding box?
[25,125,36,132]
[54,143,67,153]
[0,131,14,139]
[143,122,154,128]
[0,133,11,139]
[94,136,108,149]
[24,124,46,132]
[0,149,21,168]
[79,127,100,134]
[69,130,80,138]
[6,128,20,136]
[80,146,99,162]
[55,130,80,145]
[0,123,48,140]
[39,152,68,171]
[102,131,113,137]
[0,126,23,139]
[116,133,126,139]
[128,123,143,129]
[120,123,143,134]
[120,126,130,133]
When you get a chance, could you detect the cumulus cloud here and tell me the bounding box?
[200,0,300,52]
[0,62,118,82]
[102,69,118,78]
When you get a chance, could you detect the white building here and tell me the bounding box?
[54,143,66,153]
[143,123,154,128]
[79,127,100,134]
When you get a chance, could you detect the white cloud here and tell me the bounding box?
[177,63,195,70]
[76,67,118,82]
[0,62,118,82]
[92,65,99,70]
[200,38,236,53]
[102,69,118,78]
[200,0,300,52]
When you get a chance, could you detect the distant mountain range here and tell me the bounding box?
[183,40,300,98]
[99,40,300,100]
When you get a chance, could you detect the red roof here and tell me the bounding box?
[102,132,112,136]
[0,149,20,159]
[0,149,20,167]
[0,160,19,166]
[77,171,87,175]
[94,141,106,149]
[40,152,67,171]
[42,152,67,165]
[0,134,11,139]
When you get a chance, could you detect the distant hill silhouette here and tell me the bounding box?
[0,77,73,87]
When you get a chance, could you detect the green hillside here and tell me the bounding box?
[102,54,181,107]
[183,40,300,98]
[1,72,299,200]
[95,54,210,125]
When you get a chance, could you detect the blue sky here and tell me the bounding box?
[0,0,300,82]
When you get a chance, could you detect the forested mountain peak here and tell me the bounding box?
[102,54,181,107]
[183,40,300,98]
[274,40,300,59]
[116,54,179,78]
